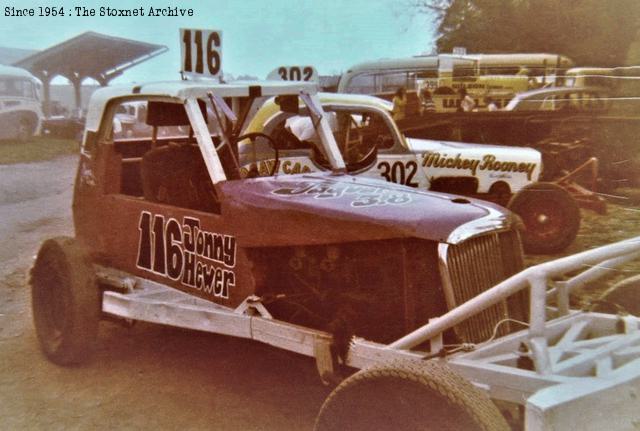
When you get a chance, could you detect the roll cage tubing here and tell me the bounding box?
[185,92,347,185]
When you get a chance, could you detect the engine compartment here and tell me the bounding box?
[248,238,447,353]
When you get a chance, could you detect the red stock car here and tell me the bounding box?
[31,80,531,430]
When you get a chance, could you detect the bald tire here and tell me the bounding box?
[314,360,510,431]
[31,237,100,366]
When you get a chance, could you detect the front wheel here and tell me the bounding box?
[314,360,509,431]
[508,182,581,254]
[30,237,101,365]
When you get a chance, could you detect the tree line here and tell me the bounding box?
[416,0,640,66]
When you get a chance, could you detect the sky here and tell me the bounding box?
[0,0,436,84]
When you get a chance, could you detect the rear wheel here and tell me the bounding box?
[508,182,580,254]
[30,237,100,365]
[314,360,509,431]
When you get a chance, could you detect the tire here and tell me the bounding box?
[30,237,101,365]
[508,182,580,254]
[314,360,510,431]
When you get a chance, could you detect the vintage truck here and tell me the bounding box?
[30,80,640,430]
[240,92,595,254]
[0,65,43,141]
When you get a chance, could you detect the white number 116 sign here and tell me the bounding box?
[180,28,222,79]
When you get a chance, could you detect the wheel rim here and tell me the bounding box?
[521,201,565,241]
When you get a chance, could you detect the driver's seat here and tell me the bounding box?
[141,143,220,213]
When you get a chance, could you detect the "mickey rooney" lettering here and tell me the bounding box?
[422,152,537,180]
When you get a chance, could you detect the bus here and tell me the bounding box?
[337,52,574,112]
[566,66,640,93]
[564,66,640,113]
[0,65,43,141]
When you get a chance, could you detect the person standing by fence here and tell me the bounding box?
[458,87,476,112]
[392,87,407,120]
[485,96,499,111]
[420,88,436,114]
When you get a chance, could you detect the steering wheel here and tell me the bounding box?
[343,116,375,167]
[236,132,280,177]
[345,115,362,143]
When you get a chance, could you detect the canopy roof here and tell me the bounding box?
[14,31,167,84]
[0,46,38,65]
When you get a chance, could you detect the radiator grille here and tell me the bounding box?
[441,230,526,343]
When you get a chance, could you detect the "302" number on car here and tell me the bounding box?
[377,161,419,188]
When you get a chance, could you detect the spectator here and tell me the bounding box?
[419,88,436,114]
[458,88,476,112]
[485,96,499,112]
[391,87,407,120]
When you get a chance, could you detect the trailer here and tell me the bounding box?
[398,109,640,192]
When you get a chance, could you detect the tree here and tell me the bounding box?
[417,0,640,66]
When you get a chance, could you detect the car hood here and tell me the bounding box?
[219,172,516,247]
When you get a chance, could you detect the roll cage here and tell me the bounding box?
[84,82,348,184]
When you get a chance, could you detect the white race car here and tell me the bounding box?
[241,93,580,254]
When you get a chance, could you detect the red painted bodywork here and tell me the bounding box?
[219,174,499,246]
[73,141,512,308]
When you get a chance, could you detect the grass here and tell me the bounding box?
[525,202,640,304]
[0,137,80,165]
[526,203,640,262]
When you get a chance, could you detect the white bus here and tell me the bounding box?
[0,65,43,141]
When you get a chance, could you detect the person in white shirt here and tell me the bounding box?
[458,88,476,112]
[485,96,499,112]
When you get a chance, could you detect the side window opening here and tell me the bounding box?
[0,78,35,98]
[252,108,393,173]
[378,71,418,94]
[346,73,376,94]
[108,99,221,213]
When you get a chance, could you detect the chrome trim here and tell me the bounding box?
[438,243,457,311]
[445,205,514,244]
[438,230,524,343]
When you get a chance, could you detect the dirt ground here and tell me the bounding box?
[0,156,331,431]
[3,155,639,430]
